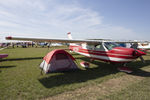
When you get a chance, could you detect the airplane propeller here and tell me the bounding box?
[131,43,146,63]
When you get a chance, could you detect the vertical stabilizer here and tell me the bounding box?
[67,32,72,39]
[67,32,75,51]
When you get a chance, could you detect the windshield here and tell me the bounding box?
[104,42,120,50]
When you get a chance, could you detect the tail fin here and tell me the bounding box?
[67,32,74,51]
[67,32,72,39]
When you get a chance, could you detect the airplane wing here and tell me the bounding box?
[5,36,112,44]
[5,36,149,44]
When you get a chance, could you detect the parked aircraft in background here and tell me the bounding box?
[137,43,150,52]
[119,42,150,52]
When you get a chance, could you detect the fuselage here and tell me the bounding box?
[69,42,146,63]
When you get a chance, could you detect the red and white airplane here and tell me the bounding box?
[5,32,147,72]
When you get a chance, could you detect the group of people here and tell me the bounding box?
[11,42,34,48]
[11,42,51,48]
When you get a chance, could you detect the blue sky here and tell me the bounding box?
[0,0,150,42]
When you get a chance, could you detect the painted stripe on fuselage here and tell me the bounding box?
[75,51,134,62]
[79,49,133,58]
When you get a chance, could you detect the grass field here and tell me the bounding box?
[0,46,150,100]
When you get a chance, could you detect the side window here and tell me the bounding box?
[95,43,104,51]
[95,45,101,49]
[86,45,95,50]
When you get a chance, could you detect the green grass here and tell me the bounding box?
[98,53,150,100]
[0,47,150,100]
[101,78,150,100]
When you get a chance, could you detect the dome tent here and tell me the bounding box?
[40,49,78,73]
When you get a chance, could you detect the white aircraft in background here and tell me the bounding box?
[138,43,150,51]
[119,42,150,52]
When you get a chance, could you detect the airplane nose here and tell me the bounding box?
[133,50,146,57]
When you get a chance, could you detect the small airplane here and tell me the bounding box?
[5,32,148,73]
[0,54,8,59]
[137,43,150,52]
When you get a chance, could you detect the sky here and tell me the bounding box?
[0,0,150,42]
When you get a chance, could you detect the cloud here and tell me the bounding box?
[0,10,16,18]
[0,21,20,27]
[0,0,144,41]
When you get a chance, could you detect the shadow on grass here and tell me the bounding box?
[39,57,119,88]
[0,65,16,69]
[39,57,150,88]
[128,60,150,77]
[130,69,150,77]
[39,67,119,88]
[0,57,43,62]
[78,56,150,77]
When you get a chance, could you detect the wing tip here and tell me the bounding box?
[5,36,12,40]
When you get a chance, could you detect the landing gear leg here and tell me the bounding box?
[139,56,145,63]
[123,63,127,66]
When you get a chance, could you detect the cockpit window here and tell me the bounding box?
[94,43,105,51]
[104,42,120,50]
[95,44,101,49]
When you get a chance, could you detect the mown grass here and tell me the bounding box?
[100,77,150,100]
[98,53,150,100]
[0,46,150,100]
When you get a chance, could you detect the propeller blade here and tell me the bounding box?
[132,49,146,63]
